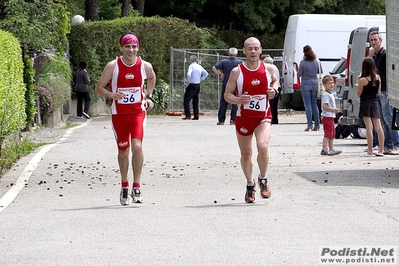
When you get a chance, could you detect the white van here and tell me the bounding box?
[281,14,386,110]
[339,25,386,127]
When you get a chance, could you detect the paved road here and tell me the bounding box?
[0,113,398,265]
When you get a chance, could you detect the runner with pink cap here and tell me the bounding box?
[120,34,139,47]
[95,33,156,206]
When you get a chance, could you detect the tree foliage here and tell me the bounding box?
[63,0,385,35]
[143,0,384,34]
[0,0,70,53]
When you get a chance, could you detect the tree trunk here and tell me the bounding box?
[121,0,130,17]
[135,0,145,16]
[85,0,100,21]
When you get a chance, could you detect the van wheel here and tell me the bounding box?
[292,90,305,111]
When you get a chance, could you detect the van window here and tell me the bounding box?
[330,57,346,75]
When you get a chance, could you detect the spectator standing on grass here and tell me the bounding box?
[212,47,243,125]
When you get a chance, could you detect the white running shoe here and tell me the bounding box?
[120,188,130,206]
[131,188,143,203]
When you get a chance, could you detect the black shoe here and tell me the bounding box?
[182,117,191,120]
[192,117,199,120]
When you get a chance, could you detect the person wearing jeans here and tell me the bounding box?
[370,30,399,153]
[297,45,321,131]
[300,84,320,130]
[379,91,399,148]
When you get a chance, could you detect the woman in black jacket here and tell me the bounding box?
[74,61,91,119]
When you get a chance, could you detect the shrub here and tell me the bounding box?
[36,86,54,117]
[0,30,26,154]
[149,80,169,115]
[35,51,72,125]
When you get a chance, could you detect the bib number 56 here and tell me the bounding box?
[123,94,135,103]
[249,100,261,110]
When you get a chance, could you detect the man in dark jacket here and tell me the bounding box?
[212,48,243,125]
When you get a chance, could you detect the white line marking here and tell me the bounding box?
[0,122,89,214]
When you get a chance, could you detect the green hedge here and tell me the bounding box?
[0,30,26,143]
[68,16,219,108]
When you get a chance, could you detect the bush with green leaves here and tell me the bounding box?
[0,29,26,155]
[148,80,170,115]
[36,86,54,117]
[36,51,72,125]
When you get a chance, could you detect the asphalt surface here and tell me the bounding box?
[0,112,398,266]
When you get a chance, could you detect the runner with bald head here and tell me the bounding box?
[224,37,279,203]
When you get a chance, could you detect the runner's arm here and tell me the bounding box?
[95,60,124,100]
[224,67,251,105]
[144,61,156,110]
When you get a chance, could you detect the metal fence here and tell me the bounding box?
[169,48,283,112]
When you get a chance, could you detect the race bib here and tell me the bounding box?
[117,87,141,104]
[243,94,267,111]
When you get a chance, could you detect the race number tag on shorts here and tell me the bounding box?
[243,94,267,111]
[117,87,141,104]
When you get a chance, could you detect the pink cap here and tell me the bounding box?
[120,34,139,47]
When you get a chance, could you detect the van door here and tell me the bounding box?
[342,27,369,125]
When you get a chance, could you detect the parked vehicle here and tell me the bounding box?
[330,57,346,83]
[281,14,386,110]
[330,57,346,108]
[339,25,386,127]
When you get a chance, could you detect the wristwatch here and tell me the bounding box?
[146,93,155,103]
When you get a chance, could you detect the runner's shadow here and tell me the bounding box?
[185,201,269,208]
[54,204,141,211]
